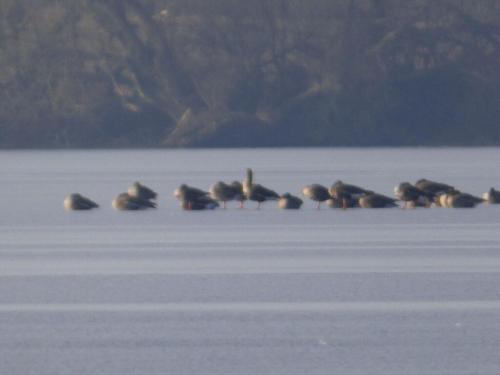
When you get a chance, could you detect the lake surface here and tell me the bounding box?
[1,148,500,374]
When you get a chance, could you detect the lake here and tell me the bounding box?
[1,148,500,374]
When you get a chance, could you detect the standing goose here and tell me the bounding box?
[209,181,245,209]
[302,184,331,209]
[242,168,280,209]
[394,182,433,208]
[278,193,303,209]
[359,193,398,208]
[229,181,246,208]
[64,193,99,211]
[112,192,157,210]
[128,182,157,201]
[483,188,500,204]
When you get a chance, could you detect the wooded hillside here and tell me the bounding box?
[0,0,499,148]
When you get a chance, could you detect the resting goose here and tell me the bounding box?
[174,184,209,202]
[242,168,279,209]
[394,182,433,208]
[174,184,219,210]
[483,188,500,204]
[128,181,157,201]
[439,190,484,208]
[181,195,219,210]
[415,179,454,196]
[329,180,371,209]
[327,196,359,209]
[278,193,303,209]
[302,184,331,209]
[359,193,398,208]
[112,192,156,210]
[64,193,99,211]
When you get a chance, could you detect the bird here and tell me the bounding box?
[358,193,398,208]
[483,188,500,204]
[329,180,371,209]
[209,181,245,209]
[174,184,210,202]
[415,179,455,196]
[174,184,217,210]
[112,192,157,210]
[302,184,331,209]
[394,182,433,208]
[242,168,279,209]
[278,193,303,209]
[330,180,371,198]
[229,181,247,208]
[181,195,219,210]
[64,193,99,211]
[439,190,484,208]
[128,181,157,201]
[327,196,359,209]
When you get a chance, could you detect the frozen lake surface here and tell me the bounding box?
[1,148,500,374]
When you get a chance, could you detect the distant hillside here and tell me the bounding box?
[0,0,499,148]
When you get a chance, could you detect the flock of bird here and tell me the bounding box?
[64,168,500,211]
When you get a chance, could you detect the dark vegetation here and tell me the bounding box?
[0,0,499,148]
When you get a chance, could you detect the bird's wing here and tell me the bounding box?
[81,196,99,208]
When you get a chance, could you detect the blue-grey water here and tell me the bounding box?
[1,148,500,374]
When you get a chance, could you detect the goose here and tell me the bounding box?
[415,179,454,196]
[112,192,157,210]
[330,180,371,198]
[483,188,500,204]
[278,193,303,209]
[229,181,247,208]
[181,195,219,210]
[359,193,398,208]
[128,181,157,201]
[329,180,371,209]
[174,184,217,210]
[64,193,99,211]
[440,190,484,208]
[242,168,279,209]
[394,182,433,208]
[209,181,245,209]
[302,184,331,209]
[174,184,210,202]
[326,196,358,209]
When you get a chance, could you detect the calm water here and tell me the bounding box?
[1,148,500,374]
